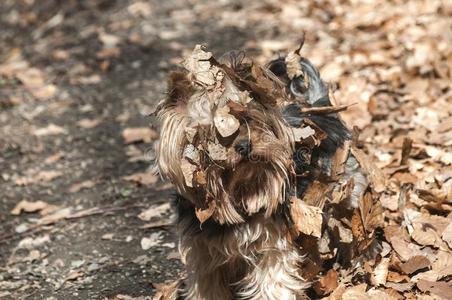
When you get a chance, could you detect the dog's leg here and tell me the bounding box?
[236,226,308,300]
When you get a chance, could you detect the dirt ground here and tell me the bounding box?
[1,0,451,299]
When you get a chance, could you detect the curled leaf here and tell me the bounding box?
[214,106,240,137]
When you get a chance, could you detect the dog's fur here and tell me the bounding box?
[155,48,369,299]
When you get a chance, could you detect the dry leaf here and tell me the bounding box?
[11,200,50,215]
[351,147,386,193]
[195,200,216,224]
[442,223,452,248]
[293,126,316,141]
[141,233,162,250]
[417,280,452,299]
[122,127,158,144]
[76,118,101,129]
[341,284,368,300]
[371,258,390,286]
[152,280,180,300]
[123,172,158,186]
[33,124,67,136]
[316,269,338,295]
[214,106,240,137]
[207,142,228,161]
[68,180,95,193]
[400,255,431,274]
[181,158,197,187]
[182,45,219,86]
[64,271,84,282]
[285,51,302,79]
[290,197,323,238]
[138,203,172,222]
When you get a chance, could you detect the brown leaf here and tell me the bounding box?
[76,118,101,129]
[195,200,216,224]
[122,172,158,186]
[64,271,84,282]
[11,200,50,215]
[351,147,386,193]
[417,280,452,299]
[33,124,67,136]
[181,158,197,187]
[68,180,95,193]
[442,223,452,248]
[400,255,431,274]
[122,127,158,144]
[315,269,338,295]
[371,258,390,286]
[290,197,323,238]
[152,280,180,300]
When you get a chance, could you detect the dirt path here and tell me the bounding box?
[0,1,248,299]
[1,1,451,299]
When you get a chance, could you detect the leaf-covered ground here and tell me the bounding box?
[0,0,451,299]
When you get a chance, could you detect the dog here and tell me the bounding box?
[154,42,382,299]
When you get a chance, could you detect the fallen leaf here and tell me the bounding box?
[77,118,101,128]
[441,223,452,248]
[123,172,158,186]
[68,180,96,193]
[11,200,51,215]
[417,280,452,299]
[371,258,390,286]
[400,255,431,274]
[138,203,172,222]
[122,127,158,144]
[33,124,67,136]
[152,280,180,300]
[64,271,84,282]
[141,233,162,250]
[351,147,386,193]
[290,197,323,238]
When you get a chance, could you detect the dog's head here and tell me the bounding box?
[155,47,295,224]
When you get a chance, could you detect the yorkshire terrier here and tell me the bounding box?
[154,41,380,299]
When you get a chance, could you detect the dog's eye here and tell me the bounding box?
[289,75,308,98]
[234,139,252,156]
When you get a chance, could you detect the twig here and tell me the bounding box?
[299,103,355,115]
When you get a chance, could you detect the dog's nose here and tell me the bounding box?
[234,139,252,156]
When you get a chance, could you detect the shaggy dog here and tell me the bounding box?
[154,42,380,300]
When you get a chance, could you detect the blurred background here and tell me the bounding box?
[0,0,451,299]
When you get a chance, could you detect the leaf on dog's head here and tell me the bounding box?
[207,141,228,161]
[238,90,252,105]
[182,45,219,86]
[195,200,216,224]
[292,126,315,141]
[285,51,303,80]
[214,106,240,137]
[290,196,323,238]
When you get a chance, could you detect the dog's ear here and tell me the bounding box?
[167,70,194,105]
